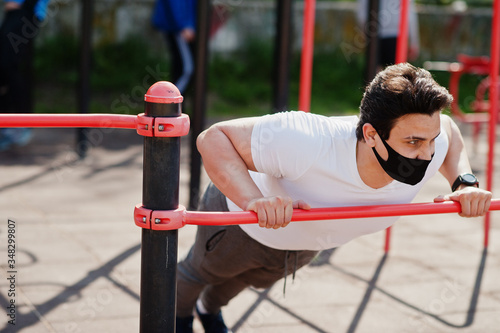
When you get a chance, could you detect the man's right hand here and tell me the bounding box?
[246,197,311,229]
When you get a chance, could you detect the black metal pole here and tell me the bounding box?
[189,0,211,210]
[77,0,93,158]
[364,0,380,83]
[23,0,38,113]
[140,84,182,332]
[273,0,293,113]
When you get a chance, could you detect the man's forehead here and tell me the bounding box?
[403,132,442,140]
[391,113,441,139]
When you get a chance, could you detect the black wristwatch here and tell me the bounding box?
[452,173,479,192]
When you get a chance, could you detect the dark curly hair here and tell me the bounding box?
[356,63,453,141]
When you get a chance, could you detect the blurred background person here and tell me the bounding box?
[151,0,197,95]
[357,0,420,69]
[0,0,49,150]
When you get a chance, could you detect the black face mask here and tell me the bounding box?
[372,138,433,186]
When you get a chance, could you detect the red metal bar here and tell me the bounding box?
[384,228,391,253]
[0,113,137,129]
[485,0,500,248]
[184,199,500,226]
[384,228,392,252]
[395,0,409,64]
[298,0,316,113]
[387,0,410,251]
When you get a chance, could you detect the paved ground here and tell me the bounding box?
[0,122,499,333]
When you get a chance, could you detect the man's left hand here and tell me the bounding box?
[434,187,492,217]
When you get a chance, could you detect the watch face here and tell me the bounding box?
[462,174,477,183]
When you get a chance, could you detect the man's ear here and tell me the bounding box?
[363,123,378,147]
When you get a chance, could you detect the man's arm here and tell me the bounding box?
[197,117,309,229]
[436,114,492,217]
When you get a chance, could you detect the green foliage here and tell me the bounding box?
[299,51,365,115]
[36,34,168,89]
[35,33,79,84]
[417,0,493,6]
[208,39,274,116]
[208,39,365,117]
[34,35,169,114]
[91,36,169,90]
[33,34,483,117]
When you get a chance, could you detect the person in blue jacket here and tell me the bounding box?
[152,0,197,95]
[0,0,50,150]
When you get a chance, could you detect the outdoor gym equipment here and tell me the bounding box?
[2,0,500,330]
[1,81,499,332]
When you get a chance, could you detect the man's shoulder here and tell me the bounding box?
[273,111,358,124]
[257,112,358,139]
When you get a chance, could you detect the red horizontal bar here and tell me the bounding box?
[0,114,137,129]
[185,199,500,226]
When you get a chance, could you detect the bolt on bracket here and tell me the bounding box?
[134,204,186,230]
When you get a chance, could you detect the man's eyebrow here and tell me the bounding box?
[404,132,441,141]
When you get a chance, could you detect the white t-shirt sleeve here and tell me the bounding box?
[251,111,325,180]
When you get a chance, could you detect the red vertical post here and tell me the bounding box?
[384,226,391,253]
[395,0,409,64]
[485,0,500,248]
[298,0,316,113]
[385,0,410,252]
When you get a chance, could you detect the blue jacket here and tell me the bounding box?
[151,0,197,33]
[7,0,50,21]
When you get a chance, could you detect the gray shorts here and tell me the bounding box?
[176,183,318,316]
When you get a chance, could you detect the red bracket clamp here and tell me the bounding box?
[136,113,190,137]
[134,204,186,230]
[136,114,154,137]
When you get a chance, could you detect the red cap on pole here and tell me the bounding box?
[144,81,183,104]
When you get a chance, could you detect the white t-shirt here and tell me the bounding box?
[226,111,449,251]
